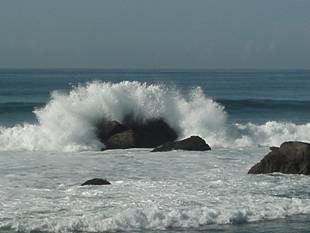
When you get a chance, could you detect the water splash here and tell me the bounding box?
[0,81,309,152]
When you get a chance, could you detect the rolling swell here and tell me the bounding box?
[0,102,44,113]
[219,99,310,112]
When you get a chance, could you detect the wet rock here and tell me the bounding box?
[128,118,178,148]
[270,146,280,151]
[152,136,211,152]
[105,129,136,149]
[98,118,178,149]
[248,141,310,175]
[81,178,111,186]
[96,120,128,142]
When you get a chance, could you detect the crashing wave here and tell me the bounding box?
[0,81,227,151]
[0,81,309,152]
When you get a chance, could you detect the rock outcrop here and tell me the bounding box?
[248,141,310,175]
[97,118,178,150]
[152,136,211,152]
[105,129,136,149]
[81,178,111,186]
[96,120,128,142]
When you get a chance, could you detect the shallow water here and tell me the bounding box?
[1,148,310,232]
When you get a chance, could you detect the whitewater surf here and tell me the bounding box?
[1,81,310,152]
[1,70,310,233]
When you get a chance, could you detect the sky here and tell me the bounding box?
[0,0,310,69]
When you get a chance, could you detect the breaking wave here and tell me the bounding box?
[0,81,309,151]
[3,200,310,232]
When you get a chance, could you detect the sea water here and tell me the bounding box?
[0,69,310,232]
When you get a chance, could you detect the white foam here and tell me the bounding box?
[5,200,310,232]
[0,81,228,151]
[234,121,310,147]
[1,147,310,232]
[0,81,309,151]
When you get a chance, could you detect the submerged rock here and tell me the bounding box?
[248,141,310,175]
[98,118,178,149]
[152,136,211,152]
[81,178,111,186]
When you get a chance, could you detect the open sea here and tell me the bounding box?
[1,69,310,233]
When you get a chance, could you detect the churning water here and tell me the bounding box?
[0,70,310,232]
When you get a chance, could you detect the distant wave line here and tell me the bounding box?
[217,99,310,111]
[0,102,45,113]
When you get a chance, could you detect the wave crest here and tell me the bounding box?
[234,121,310,147]
[4,200,310,232]
[0,81,227,151]
[0,81,310,151]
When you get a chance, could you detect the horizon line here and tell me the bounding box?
[0,68,310,72]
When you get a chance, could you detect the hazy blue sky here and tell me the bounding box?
[1,0,310,69]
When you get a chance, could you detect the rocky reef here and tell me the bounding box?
[249,141,310,175]
[152,136,211,152]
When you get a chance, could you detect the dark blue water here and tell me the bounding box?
[0,69,310,126]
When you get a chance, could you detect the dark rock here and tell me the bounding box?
[96,120,128,142]
[128,118,178,148]
[105,129,136,149]
[81,178,111,186]
[99,118,178,149]
[270,146,279,151]
[152,136,211,152]
[248,141,310,175]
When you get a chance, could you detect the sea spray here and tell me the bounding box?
[0,81,228,151]
[1,81,310,152]
[234,121,310,147]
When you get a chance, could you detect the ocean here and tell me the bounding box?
[0,69,310,232]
